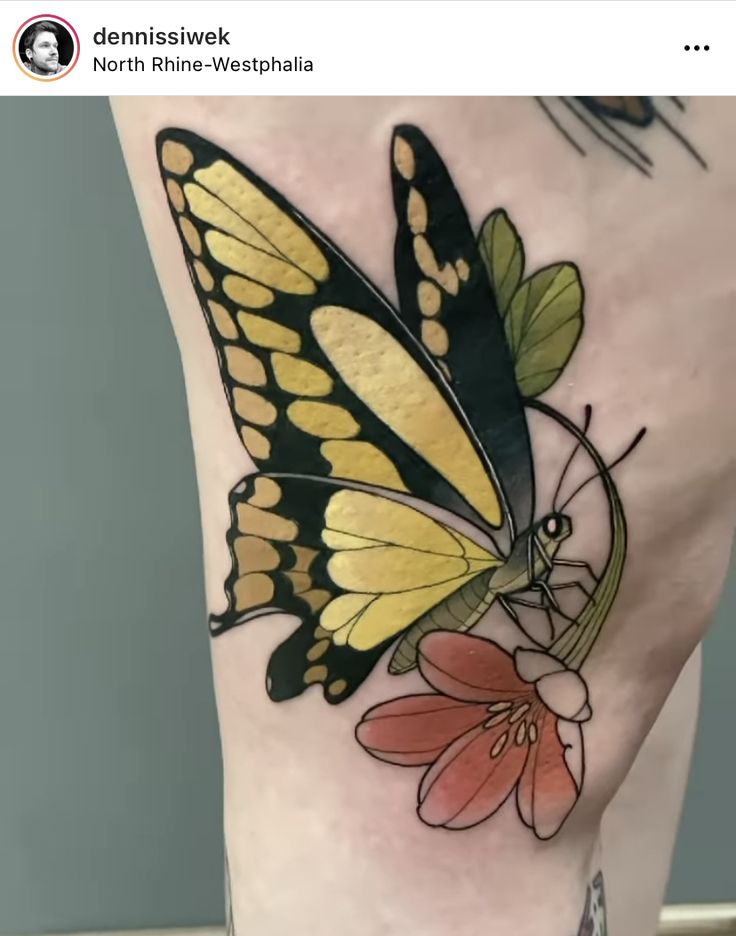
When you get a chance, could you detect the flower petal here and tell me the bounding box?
[557,718,584,788]
[418,632,529,703]
[356,694,488,766]
[535,670,589,721]
[514,648,566,683]
[517,708,582,839]
[573,702,592,724]
[418,722,528,829]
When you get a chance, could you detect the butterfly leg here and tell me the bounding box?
[498,596,521,624]
[548,578,596,604]
[534,578,561,610]
[506,594,556,643]
[528,583,582,627]
[554,556,599,586]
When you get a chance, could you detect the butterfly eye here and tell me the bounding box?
[544,514,560,538]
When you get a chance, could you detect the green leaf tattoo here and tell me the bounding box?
[478,208,525,317]
[480,211,583,396]
[506,262,583,396]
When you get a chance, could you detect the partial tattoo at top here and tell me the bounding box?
[536,96,707,175]
[157,123,644,840]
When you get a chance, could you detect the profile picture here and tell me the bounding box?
[14,15,79,81]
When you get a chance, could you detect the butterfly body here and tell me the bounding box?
[387,510,571,673]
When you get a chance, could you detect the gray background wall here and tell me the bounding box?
[0,97,732,933]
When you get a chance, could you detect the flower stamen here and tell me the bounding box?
[528,722,538,744]
[487,702,513,713]
[509,702,531,724]
[483,712,509,729]
[515,722,527,745]
[490,732,508,759]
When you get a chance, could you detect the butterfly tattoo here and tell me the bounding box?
[157,124,642,837]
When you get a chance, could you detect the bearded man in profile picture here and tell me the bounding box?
[23,21,67,76]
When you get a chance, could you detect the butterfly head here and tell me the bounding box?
[538,512,572,548]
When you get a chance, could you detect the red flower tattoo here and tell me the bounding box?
[356,632,592,838]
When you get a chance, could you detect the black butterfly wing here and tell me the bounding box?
[157,128,510,702]
[391,125,534,538]
[157,128,505,536]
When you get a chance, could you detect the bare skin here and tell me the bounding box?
[113,97,735,935]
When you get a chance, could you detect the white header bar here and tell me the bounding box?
[1,0,731,95]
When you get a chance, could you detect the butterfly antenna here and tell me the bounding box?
[560,98,652,177]
[536,97,587,156]
[558,426,647,512]
[552,404,593,511]
[670,96,685,112]
[652,105,708,169]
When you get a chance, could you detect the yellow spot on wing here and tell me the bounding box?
[324,489,459,554]
[193,260,214,291]
[225,346,267,387]
[407,187,428,234]
[248,476,282,507]
[312,309,502,528]
[194,160,329,281]
[234,572,274,610]
[329,545,491,593]
[322,576,485,651]
[456,258,470,281]
[166,179,186,212]
[233,388,277,426]
[240,426,271,460]
[327,679,348,696]
[320,440,408,491]
[307,639,330,661]
[286,571,311,594]
[184,182,280,257]
[224,275,274,308]
[206,231,316,295]
[287,401,360,439]
[322,530,381,550]
[161,140,193,175]
[414,236,460,295]
[301,589,331,612]
[234,536,280,573]
[422,320,449,356]
[271,353,333,396]
[178,216,202,255]
[208,301,239,339]
[393,136,415,180]
[304,665,328,685]
[417,280,441,317]
[321,593,375,634]
[236,503,297,541]
[289,545,318,571]
[238,312,301,352]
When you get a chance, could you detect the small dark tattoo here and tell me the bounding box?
[536,96,707,174]
[577,871,607,936]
